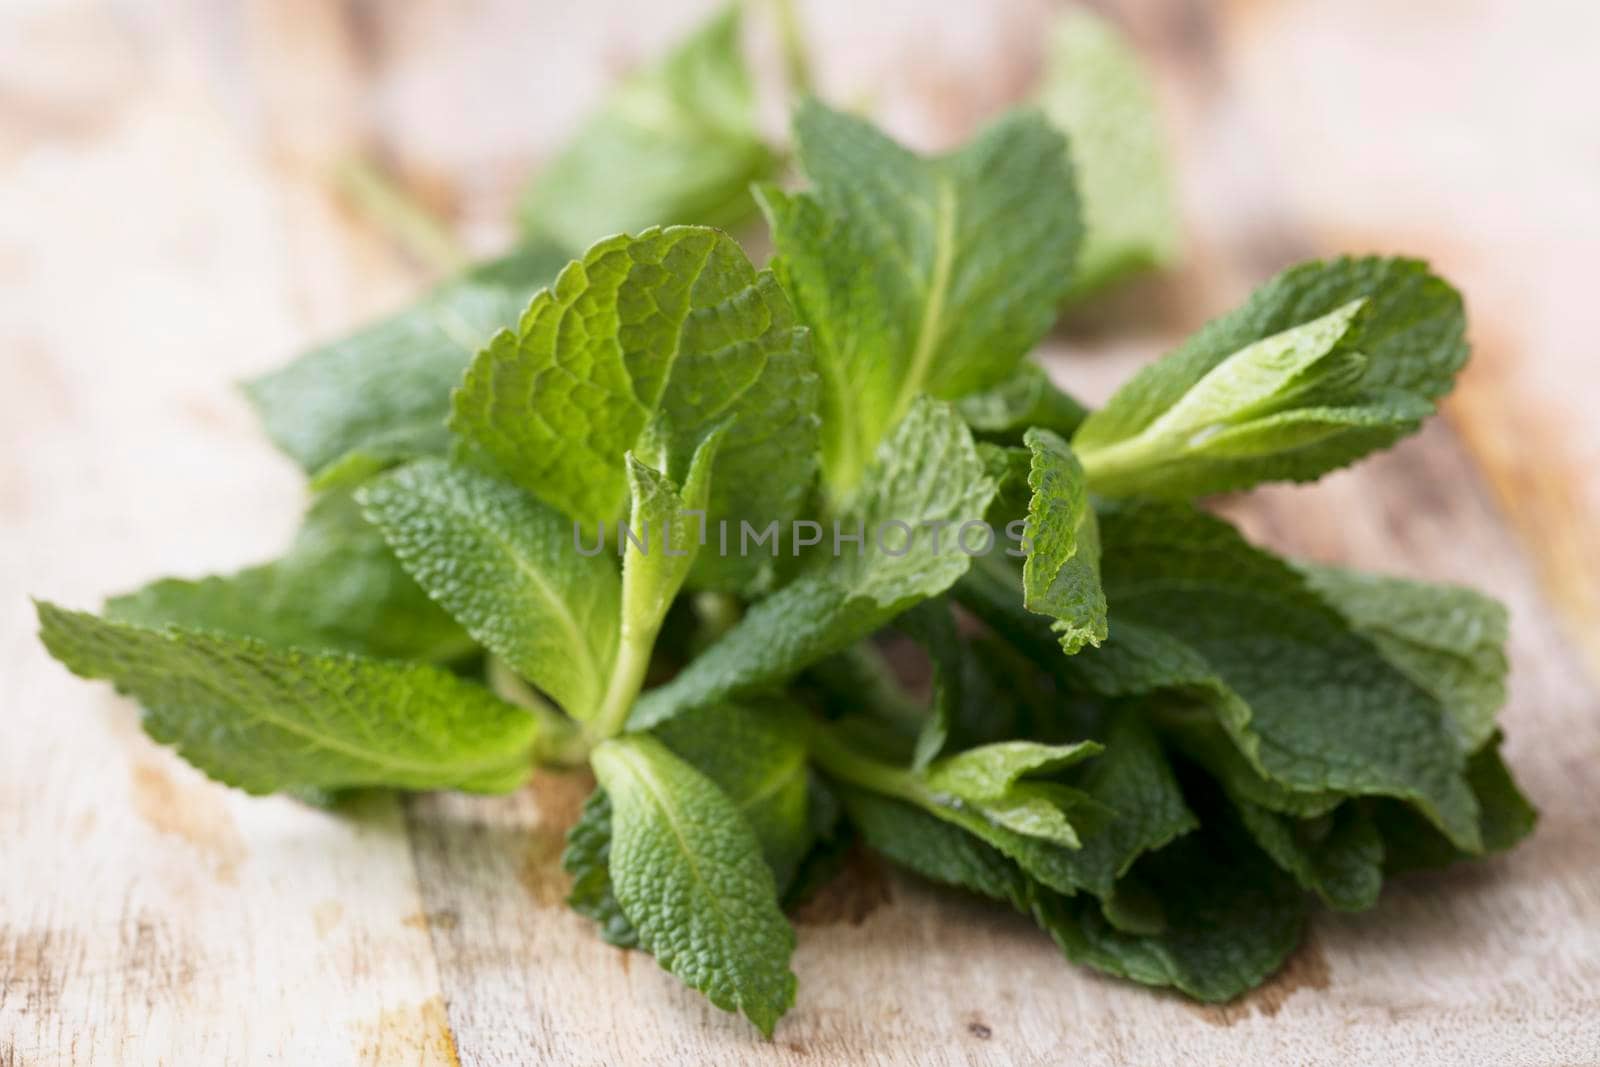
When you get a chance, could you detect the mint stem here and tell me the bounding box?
[583,628,657,748]
[805,719,926,805]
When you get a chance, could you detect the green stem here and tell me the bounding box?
[583,629,657,748]
[805,719,927,806]
[1075,425,1190,495]
[488,656,589,767]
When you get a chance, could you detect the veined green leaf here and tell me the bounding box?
[653,700,816,890]
[37,602,537,795]
[838,786,1032,910]
[565,699,817,950]
[592,735,796,1036]
[519,5,777,250]
[1031,807,1306,1003]
[246,242,569,479]
[1020,428,1107,654]
[1232,797,1384,911]
[1038,7,1180,298]
[629,398,998,729]
[923,740,1102,849]
[358,459,621,719]
[1074,257,1468,498]
[1298,562,1509,753]
[450,226,818,593]
[759,99,1080,498]
[1068,500,1482,851]
[106,487,470,663]
[620,432,721,644]
[810,710,1184,904]
[1375,732,1536,872]
[564,788,639,946]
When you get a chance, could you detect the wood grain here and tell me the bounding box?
[2,1,1596,1064]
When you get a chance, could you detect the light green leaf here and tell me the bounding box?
[565,700,816,950]
[519,5,777,250]
[924,741,1100,800]
[823,708,1192,907]
[759,99,1080,497]
[1020,428,1107,654]
[450,226,817,592]
[37,602,537,795]
[591,735,796,1036]
[1297,562,1509,753]
[358,459,621,719]
[1038,8,1180,297]
[106,487,470,663]
[620,432,721,643]
[1067,500,1482,851]
[654,700,816,890]
[923,740,1102,849]
[955,362,1088,444]
[1074,257,1468,498]
[246,242,569,479]
[629,398,998,728]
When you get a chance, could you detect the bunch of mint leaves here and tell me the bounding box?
[36,5,1533,1036]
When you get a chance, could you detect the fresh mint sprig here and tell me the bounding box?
[34,5,1534,1037]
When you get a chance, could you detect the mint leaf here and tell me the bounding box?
[1031,808,1306,1003]
[37,602,537,795]
[654,700,816,890]
[1075,257,1467,497]
[1051,710,1197,902]
[450,226,818,593]
[1020,428,1107,654]
[839,786,1032,909]
[810,711,1179,905]
[759,100,1080,497]
[246,243,568,479]
[955,362,1088,444]
[922,740,1102,849]
[519,5,776,250]
[106,487,470,662]
[629,397,998,728]
[1376,733,1536,872]
[564,788,639,947]
[619,433,721,644]
[358,459,621,719]
[591,734,796,1036]
[1072,501,1482,851]
[1232,797,1384,911]
[566,699,817,950]
[1298,563,1508,753]
[1037,8,1180,297]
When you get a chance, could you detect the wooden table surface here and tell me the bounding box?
[3,1,1597,1063]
